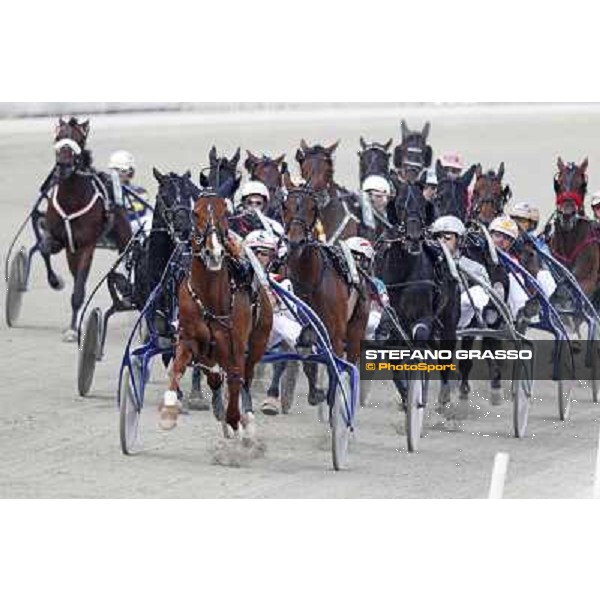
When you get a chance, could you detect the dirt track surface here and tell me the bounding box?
[1,104,600,498]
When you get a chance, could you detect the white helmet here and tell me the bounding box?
[431,215,466,237]
[440,153,464,170]
[591,190,600,208]
[424,168,438,186]
[489,215,519,240]
[362,175,391,195]
[245,229,278,252]
[108,150,135,171]
[346,236,375,261]
[508,201,540,223]
[241,180,270,200]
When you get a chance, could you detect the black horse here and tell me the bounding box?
[392,120,433,184]
[434,159,477,221]
[200,146,242,195]
[376,180,459,407]
[358,137,393,184]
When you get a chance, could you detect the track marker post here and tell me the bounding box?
[488,452,510,499]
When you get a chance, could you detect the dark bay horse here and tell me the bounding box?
[244,151,287,221]
[392,120,433,184]
[376,180,459,406]
[548,158,600,300]
[43,117,131,341]
[200,146,242,196]
[281,176,369,407]
[358,137,393,185]
[161,193,273,437]
[296,140,372,242]
[434,159,477,221]
[468,163,511,226]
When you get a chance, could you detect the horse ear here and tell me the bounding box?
[209,146,217,163]
[59,117,65,126]
[152,167,164,183]
[422,122,430,141]
[475,163,483,179]
[231,147,241,166]
[199,172,209,187]
[435,159,445,181]
[327,140,340,155]
[401,120,409,141]
[497,162,505,181]
[296,148,305,165]
[581,157,589,173]
[503,185,512,202]
[274,154,286,165]
[300,139,310,152]
[359,136,367,150]
[80,120,90,136]
[184,170,192,179]
[283,170,294,191]
[384,138,393,152]
[557,156,565,172]
[461,164,477,188]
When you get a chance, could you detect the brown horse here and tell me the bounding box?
[43,117,131,341]
[281,175,369,406]
[295,140,366,242]
[244,150,287,220]
[469,163,511,225]
[548,157,600,298]
[160,193,273,437]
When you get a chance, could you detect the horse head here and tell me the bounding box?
[54,116,91,179]
[295,139,339,191]
[470,162,511,225]
[199,146,241,196]
[358,137,393,184]
[152,168,199,242]
[554,157,588,229]
[434,159,476,221]
[281,172,320,248]
[393,121,432,183]
[192,189,231,272]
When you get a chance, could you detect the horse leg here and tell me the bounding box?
[111,208,133,253]
[160,343,191,431]
[224,365,243,438]
[63,246,94,342]
[207,371,225,422]
[34,212,64,290]
[188,366,210,411]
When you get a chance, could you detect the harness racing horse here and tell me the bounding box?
[43,117,131,341]
[358,137,393,184]
[548,158,600,303]
[160,192,273,437]
[459,164,512,398]
[200,146,242,195]
[244,151,287,221]
[392,120,433,184]
[296,140,373,242]
[376,178,459,407]
[281,175,369,408]
[434,159,477,222]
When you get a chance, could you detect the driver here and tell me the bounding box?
[235,180,285,238]
[439,153,464,181]
[107,150,151,235]
[507,200,550,254]
[431,216,491,329]
[361,175,392,218]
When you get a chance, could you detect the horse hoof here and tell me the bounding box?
[62,328,77,343]
[222,423,235,439]
[49,274,65,291]
[459,381,471,401]
[188,394,210,411]
[308,388,326,407]
[159,392,181,430]
[261,397,281,416]
[241,412,256,440]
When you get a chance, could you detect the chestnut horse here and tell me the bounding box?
[468,163,511,226]
[160,193,273,437]
[548,158,600,300]
[43,117,131,341]
[281,175,369,406]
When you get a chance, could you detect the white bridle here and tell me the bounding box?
[54,138,82,155]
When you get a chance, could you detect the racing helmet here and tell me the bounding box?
[591,190,600,208]
[362,175,391,195]
[240,180,270,200]
[489,215,519,240]
[245,229,278,253]
[431,215,466,237]
[108,150,136,172]
[508,201,540,224]
[345,236,375,261]
[439,153,464,171]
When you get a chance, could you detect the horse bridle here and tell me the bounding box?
[191,196,227,258]
[284,188,320,247]
[158,178,196,242]
[471,173,509,219]
[359,144,390,181]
